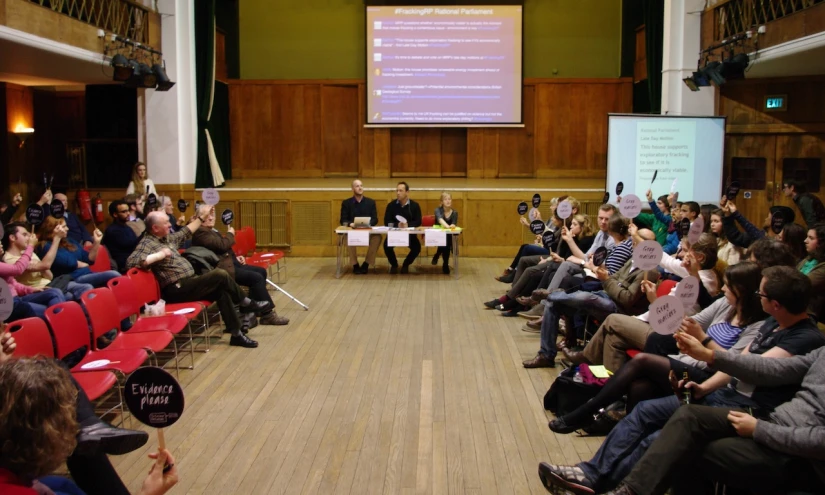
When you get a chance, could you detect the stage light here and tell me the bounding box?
[111,54,133,81]
[125,62,156,88]
[703,61,726,86]
[719,53,749,81]
[139,63,157,88]
[152,63,176,91]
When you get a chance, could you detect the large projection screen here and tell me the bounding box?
[606,114,726,205]
[365,5,523,127]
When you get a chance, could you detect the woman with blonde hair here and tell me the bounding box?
[126,162,157,198]
[431,191,458,274]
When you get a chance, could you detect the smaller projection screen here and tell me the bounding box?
[365,5,523,126]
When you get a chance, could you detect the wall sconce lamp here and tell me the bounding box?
[13,126,34,148]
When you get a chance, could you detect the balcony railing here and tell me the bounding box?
[708,0,823,41]
[28,0,154,46]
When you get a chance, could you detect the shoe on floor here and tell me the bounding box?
[259,312,289,325]
[229,334,258,348]
[515,296,536,307]
[400,263,411,274]
[522,353,555,368]
[243,312,258,331]
[538,462,595,495]
[548,416,593,434]
[562,347,589,365]
[353,263,363,274]
[75,422,149,456]
[519,304,545,319]
[522,321,541,333]
[389,265,398,274]
[531,289,550,302]
[496,272,515,284]
[432,253,440,265]
[361,262,370,274]
[443,264,450,275]
[484,299,500,309]
[239,299,271,314]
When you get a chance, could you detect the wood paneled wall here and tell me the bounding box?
[228,78,632,180]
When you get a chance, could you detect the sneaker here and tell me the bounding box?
[538,462,595,495]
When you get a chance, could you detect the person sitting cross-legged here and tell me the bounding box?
[126,209,270,348]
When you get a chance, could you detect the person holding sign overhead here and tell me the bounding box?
[383,182,422,274]
[50,191,93,248]
[127,209,270,348]
[340,179,380,274]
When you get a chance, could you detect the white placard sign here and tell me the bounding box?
[650,295,685,335]
[0,279,12,322]
[556,200,573,220]
[387,230,409,247]
[395,215,408,225]
[425,229,447,247]
[528,207,540,222]
[202,188,220,206]
[632,240,663,270]
[688,216,705,244]
[620,194,643,219]
[347,230,369,247]
[675,276,700,309]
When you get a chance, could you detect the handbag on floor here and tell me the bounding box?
[543,366,602,416]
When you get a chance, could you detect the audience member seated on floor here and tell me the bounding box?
[102,200,140,274]
[552,261,767,434]
[523,240,660,370]
[537,266,825,495]
[127,210,269,348]
[778,221,807,261]
[432,191,457,274]
[49,191,93,248]
[3,222,92,302]
[783,178,825,229]
[488,213,596,316]
[497,196,582,283]
[123,194,147,237]
[709,208,744,266]
[36,216,120,289]
[192,204,288,326]
[515,212,632,320]
[340,179,380,275]
[0,230,65,320]
[637,189,672,246]
[383,181,422,274]
[0,353,176,495]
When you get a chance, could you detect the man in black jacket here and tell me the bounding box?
[340,179,381,274]
[383,181,422,274]
[783,179,825,228]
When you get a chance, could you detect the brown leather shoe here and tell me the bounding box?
[522,353,555,368]
[562,347,589,366]
[531,289,550,302]
[259,312,289,325]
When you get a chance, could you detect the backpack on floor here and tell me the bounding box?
[543,366,602,416]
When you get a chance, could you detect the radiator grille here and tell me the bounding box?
[238,200,289,247]
[292,202,331,245]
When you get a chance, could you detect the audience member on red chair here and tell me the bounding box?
[126,209,269,348]
[36,216,120,289]
[102,200,140,274]
[0,227,66,320]
[192,205,288,326]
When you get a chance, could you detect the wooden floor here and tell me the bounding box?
[111,258,606,494]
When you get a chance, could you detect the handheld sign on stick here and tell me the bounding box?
[177,199,188,213]
[632,239,663,282]
[530,220,545,235]
[675,276,700,309]
[50,199,65,219]
[602,192,610,204]
[124,367,184,464]
[25,204,45,233]
[528,208,540,222]
[650,169,658,185]
[541,230,556,250]
[615,182,624,196]
[591,246,608,267]
[556,200,572,220]
[678,218,691,239]
[146,193,158,212]
[517,202,528,216]
[771,211,786,235]
[202,189,220,206]
[532,194,541,208]
[725,181,741,202]
[619,194,642,219]
[688,216,704,245]
[649,295,685,335]
[0,279,12,322]
[221,209,234,225]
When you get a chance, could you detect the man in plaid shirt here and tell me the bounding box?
[126,208,268,348]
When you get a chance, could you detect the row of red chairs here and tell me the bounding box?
[232,226,287,283]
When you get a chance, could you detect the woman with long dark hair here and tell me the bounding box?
[778,222,807,261]
[799,224,825,321]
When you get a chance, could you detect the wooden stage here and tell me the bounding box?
[110,258,604,494]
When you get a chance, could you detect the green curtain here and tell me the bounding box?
[643,0,664,113]
[194,0,231,188]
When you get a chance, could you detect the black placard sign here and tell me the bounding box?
[726,181,741,202]
[542,230,556,249]
[771,211,786,235]
[25,204,45,226]
[221,209,234,225]
[517,202,528,215]
[50,199,65,219]
[615,182,624,196]
[532,194,541,208]
[679,218,691,238]
[530,219,545,235]
[602,192,610,204]
[124,367,185,428]
[146,193,158,211]
[650,170,658,184]
[591,246,608,267]
[177,199,188,213]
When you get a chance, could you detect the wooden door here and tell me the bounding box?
[725,135,776,228]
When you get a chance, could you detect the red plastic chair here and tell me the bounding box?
[626,349,641,359]
[44,301,149,376]
[81,288,178,376]
[7,318,122,408]
[90,245,113,273]
[422,215,436,227]
[657,279,678,298]
[108,277,193,370]
[244,226,287,282]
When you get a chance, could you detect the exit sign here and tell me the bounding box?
[764,95,787,112]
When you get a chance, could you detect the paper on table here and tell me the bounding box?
[347,230,369,246]
[425,229,447,247]
[387,230,409,247]
[372,226,390,231]
[587,365,612,379]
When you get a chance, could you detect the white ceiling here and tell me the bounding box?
[746,42,825,78]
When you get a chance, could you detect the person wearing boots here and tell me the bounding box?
[383,182,422,274]
[431,191,457,274]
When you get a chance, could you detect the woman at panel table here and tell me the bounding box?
[125,161,157,199]
[431,191,457,275]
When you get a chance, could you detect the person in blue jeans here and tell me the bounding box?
[36,216,120,289]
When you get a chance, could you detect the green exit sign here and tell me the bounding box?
[764,95,787,112]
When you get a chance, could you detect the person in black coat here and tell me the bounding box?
[383,182,422,274]
[340,179,381,274]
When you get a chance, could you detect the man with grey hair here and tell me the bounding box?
[126,209,269,348]
[340,179,380,274]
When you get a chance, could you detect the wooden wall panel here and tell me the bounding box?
[229,78,632,179]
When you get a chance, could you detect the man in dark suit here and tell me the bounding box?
[340,179,381,274]
[383,181,422,274]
